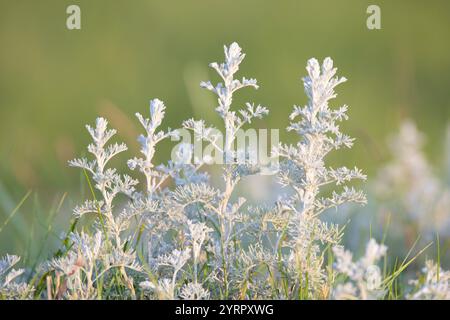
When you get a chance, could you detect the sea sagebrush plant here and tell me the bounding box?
[0,42,448,300]
[0,255,34,299]
[332,239,387,300]
[375,120,450,240]
[271,56,367,299]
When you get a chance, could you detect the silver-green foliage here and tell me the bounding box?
[0,42,444,300]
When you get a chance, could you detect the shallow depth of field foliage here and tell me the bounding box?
[0,1,449,300]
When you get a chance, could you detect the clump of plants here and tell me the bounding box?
[0,42,447,300]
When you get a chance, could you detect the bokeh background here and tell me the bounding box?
[0,1,449,265]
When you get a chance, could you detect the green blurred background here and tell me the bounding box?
[0,0,449,259]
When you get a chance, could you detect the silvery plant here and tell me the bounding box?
[332,239,387,300]
[375,120,450,240]
[270,55,367,299]
[0,255,33,299]
[0,42,448,300]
